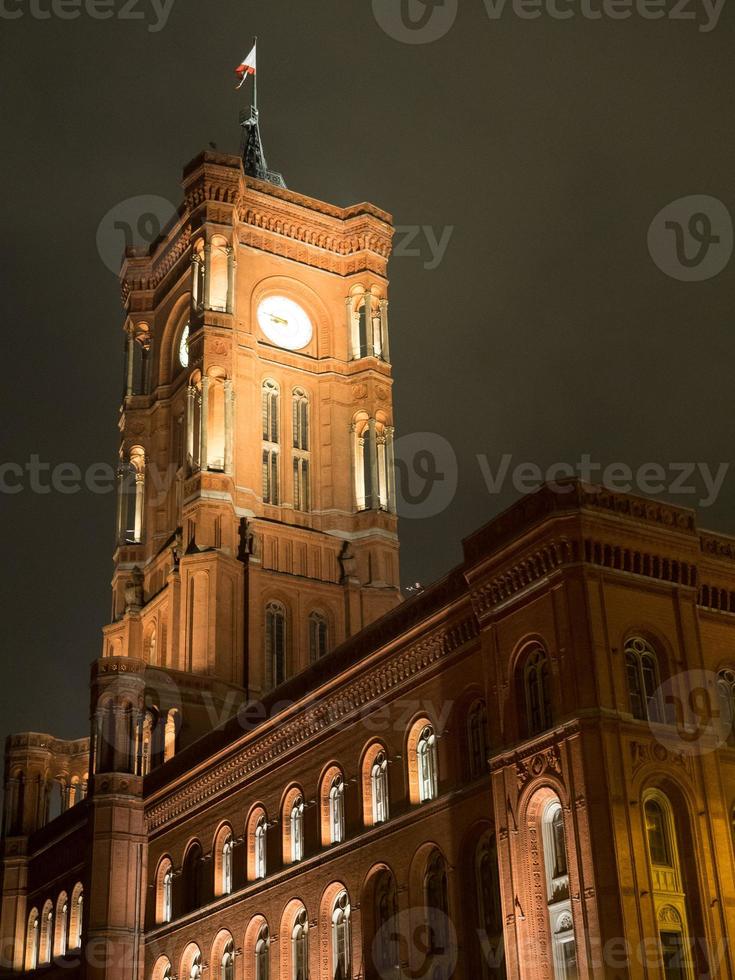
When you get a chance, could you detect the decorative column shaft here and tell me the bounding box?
[224,379,234,475]
[226,246,235,314]
[200,377,210,471]
[386,426,397,514]
[380,298,390,363]
[125,331,135,397]
[203,242,212,310]
[368,418,379,510]
[186,385,196,469]
[364,289,373,357]
[133,471,145,544]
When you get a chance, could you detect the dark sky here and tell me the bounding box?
[1,0,734,742]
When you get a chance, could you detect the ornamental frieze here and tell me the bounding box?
[629,739,691,777]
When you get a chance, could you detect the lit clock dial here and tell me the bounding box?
[257,296,313,350]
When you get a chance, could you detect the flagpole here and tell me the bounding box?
[253,35,258,114]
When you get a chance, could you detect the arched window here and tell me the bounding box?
[265,602,287,689]
[292,908,309,980]
[332,891,351,980]
[178,323,190,369]
[292,388,310,512]
[162,867,173,923]
[290,797,305,863]
[26,909,40,971]
[371,752,389,825]
[642,790,695,979]
[625,636,663,723]
[164,708,178,762]
[329,775,346,844]
[222,834,234,895]
[524,646,553,736]
[190,952,203,980]
[69,885,83,950]
[56,894,69,957]
[255,816,267,880]
[41,902,54,964]
[372,871,399,979]
[424,851,449,955]
[716,668,735,746]
[221,940,235,980]
[183,842,203,913]
[417,725,438,803]
[467,701,488,779]
[352,414,393,513]
[255,924,270,980]
[476,835,505,978]
[262,380,280,505]
[541,801,576,979]
[309,612,328,663]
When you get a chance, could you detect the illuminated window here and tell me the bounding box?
[291,908,309,980]
[179,324,190,369]
[371,752,389,824]
[542,801,576,980]
[329,775,345,844]
[291,797,305,863]
[255,924,270,980]
[262,380,280,504]
[255,817,267,880]
[417,725,438,803]
[162,868,173,924]
[626,637,663,723]
[332,891,351,980]
[222,835,234,895]
[221,940,235,980]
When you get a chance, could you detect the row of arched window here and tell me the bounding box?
[25,885,83,971]
[520,634,735,741]
[153,713,475,925]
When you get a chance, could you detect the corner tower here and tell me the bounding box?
[106,148,401,738]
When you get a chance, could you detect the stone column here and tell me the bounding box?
[224,379,234,475]
[364,289,373,357]
[226,246,235,315]
[368,418,379,511]
[191,254,201,308]
[380,298,390,362]
[133,471,145,543]
[115,464,126,544]
[186,386,196,469]
[386,427,397,514]
[125,330,135,397]
[203,242,212,310]
[346,297,358,359]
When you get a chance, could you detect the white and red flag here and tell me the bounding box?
[234,43,257,89]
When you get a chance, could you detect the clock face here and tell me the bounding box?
[257,296,313,350]
[178,324,190,368]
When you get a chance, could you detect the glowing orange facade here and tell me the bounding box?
[1,149,735,980]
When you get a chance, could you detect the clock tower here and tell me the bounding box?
[101,122,401,758]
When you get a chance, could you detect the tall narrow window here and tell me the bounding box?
[162,869,173,924]
[41,906,54,964]
[309,612,328,663]
[332,892,351,980]
[222,835,234,895]
[58,899,68,956]
[716,668,735,745]
[625,637,663,723]
[255,817,267,879]
[476,835,505,978]
[221,941,235,980]
[467,701,488,779]
[190,953,203,980]
[26,911,40,971]
[371,752,389,824]
[72,890,83,949]
[292,388,310,512]
[265,602,287,689]
[373,872,399,978]
[291,797,305,862]
[262,380,280,504]
[417,725,438,803]
[255,925,270,980]
[524,647,553,736]
[542,800,576,980]
[329,775,345,844]
[424,852,449,955]
[292,908,309,980]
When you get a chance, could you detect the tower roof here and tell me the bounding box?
[239,107,286,189]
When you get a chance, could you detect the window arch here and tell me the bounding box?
[309,611,329,664]
[467,700,488,780]
[352,414,394,513]
[155,857,173,924]
[182,841,203,914]
[642,789,695,979]
[626,636,664,723]
[152,955,173,980]
[25,908,40,972]
[212,932,236,980]
[361,742,390,827]
[331,891,351,980]
[541,800,576,979]
[406,718,439,805]
[716,668,735,746]
[55,891,69,957]
[523,646,553,736]
[475,833,505,978]
[365,868,399,980]
[69,884,83,950]
[265,601,287,690]
[291,907,309,980]
[262,380,280,505]
[255,923,271,980]
[424,850,449,956]
[214,825,235,897]
[292,388,310,512]
[181,943,203,980]
[40,900,54,964]
[247,806,268,881]
[320,766,345,847]
[286,792,305,864]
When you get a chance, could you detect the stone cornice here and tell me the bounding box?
[145,611,478,832]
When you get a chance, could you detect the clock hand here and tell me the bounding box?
[268,314,289,325]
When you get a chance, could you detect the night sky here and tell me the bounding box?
[1,0,734,743]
